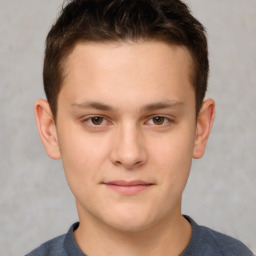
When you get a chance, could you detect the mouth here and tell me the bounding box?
[101,180,154,195]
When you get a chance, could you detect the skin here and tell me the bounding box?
[35,41,215,256]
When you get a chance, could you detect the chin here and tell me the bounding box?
[101,206,158,233]
[107,218,153,233]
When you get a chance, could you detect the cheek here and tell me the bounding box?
[57,127,110,186]
[148,126,195,185]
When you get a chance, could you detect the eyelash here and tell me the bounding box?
[146,116,173,126]
[82,115,174,128]
[83,116,109,127]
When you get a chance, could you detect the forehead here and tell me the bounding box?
[63,41,193,78]
[60,41,195,109]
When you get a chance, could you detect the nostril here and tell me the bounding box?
[114,159,144,170]
[115,160,122,166]
[134,160,143,166]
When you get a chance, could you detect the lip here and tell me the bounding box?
[102,180,154,195]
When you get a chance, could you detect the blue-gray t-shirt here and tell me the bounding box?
[25,216,253,256]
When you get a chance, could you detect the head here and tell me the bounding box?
[36,0,215,233]
[44,0,209,119]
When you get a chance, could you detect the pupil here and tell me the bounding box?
[154,116,164,125]
[92,117,103,125]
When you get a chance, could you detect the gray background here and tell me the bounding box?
[0,0,255,255]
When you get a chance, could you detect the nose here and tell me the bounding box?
[109,124,147,170]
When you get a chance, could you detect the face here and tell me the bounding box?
[39,41,213,232]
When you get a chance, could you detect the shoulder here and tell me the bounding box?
[183,216,254,256]
[199,225,253,256]
[25,234,67,256]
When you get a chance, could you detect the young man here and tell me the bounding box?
[27,0,253,255]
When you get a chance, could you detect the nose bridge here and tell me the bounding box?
[110,121,147,169]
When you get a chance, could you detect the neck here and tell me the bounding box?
[74,203,192,256]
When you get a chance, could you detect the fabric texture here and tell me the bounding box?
[25,216,253,256]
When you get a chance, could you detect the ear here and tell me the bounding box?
[35,99,61,160]
[193,98,215,159]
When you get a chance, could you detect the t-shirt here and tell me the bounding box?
[25,216,254,256]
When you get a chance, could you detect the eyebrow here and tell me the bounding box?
[141,101,183,112]
[71,102,114,111]
[70,100,183,112]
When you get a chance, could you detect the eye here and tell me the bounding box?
[152,116,165,125]
[147,116,170,125]
[87,116,107,126]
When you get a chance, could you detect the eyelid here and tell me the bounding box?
[82,115,110,126]
[145,115,174,125]
[80,114,174,127]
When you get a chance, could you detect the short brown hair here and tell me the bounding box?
[44,0,208,119]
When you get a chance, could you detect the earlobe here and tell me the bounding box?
[35,99,61,160]
[193,98,215,159]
